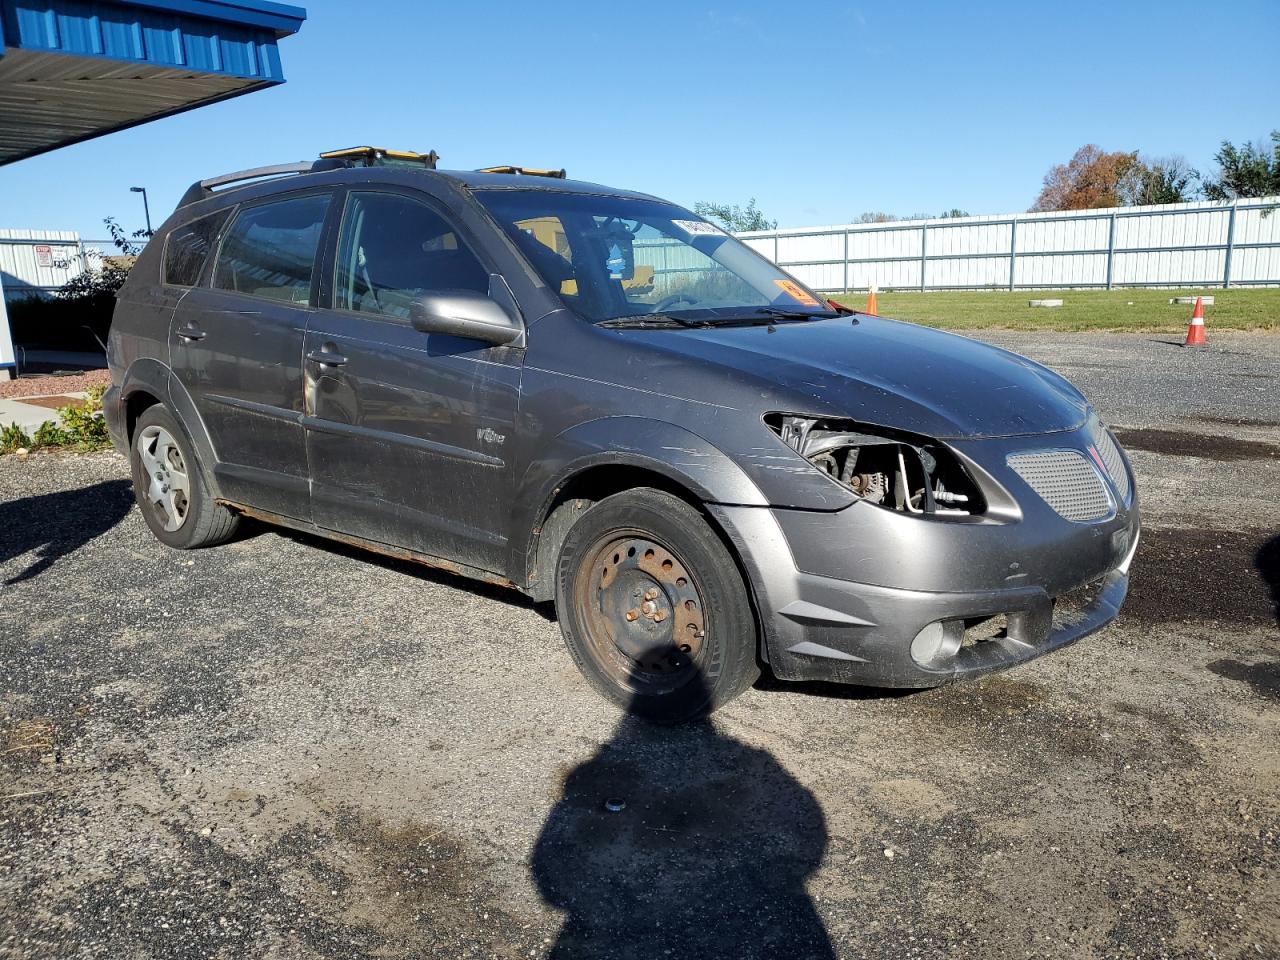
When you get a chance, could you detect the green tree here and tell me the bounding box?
[56,217,138,304]
[1117,156,1195,206]
[692,198,777,232]
[1200,132,1280,200]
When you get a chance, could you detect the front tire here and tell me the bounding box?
[555,489,760,723]
[130,404,239,549]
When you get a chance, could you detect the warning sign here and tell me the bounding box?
[773,278,820,306]
[34,244,53,268]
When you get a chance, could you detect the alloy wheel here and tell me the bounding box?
[136,425,191,532]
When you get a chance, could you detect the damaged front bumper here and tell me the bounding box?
[710,428,1141,688]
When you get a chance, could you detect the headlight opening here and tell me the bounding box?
[766,414,984,516]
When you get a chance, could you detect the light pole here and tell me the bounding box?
[130,186,152,237]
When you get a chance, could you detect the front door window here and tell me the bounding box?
[334,192,490,320]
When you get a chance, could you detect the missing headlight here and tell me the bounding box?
[766,414,984,516]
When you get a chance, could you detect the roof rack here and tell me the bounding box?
[178,161,314,207]
[319,146,439,169]
[177,147,443,208]
[477,165,566,179]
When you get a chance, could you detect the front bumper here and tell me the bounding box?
[710,426,1140,687]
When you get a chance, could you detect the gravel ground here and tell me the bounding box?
[0,369,110,400]
[1,333,1277,959]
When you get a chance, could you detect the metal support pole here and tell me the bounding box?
[919,224,928,292]
[1105,213,1117,290]
[130,186,152,237]
[1008,219,1017,292]
[1223,202,1237,289]
[842,231,849,294]
[773,235,779,266]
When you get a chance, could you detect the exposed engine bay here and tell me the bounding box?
[768,414,983,516]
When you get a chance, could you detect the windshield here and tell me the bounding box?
[475,190,834,324]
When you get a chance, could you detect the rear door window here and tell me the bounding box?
[164,209,230,287]
[334,192,490,320]
[213,195,330,304]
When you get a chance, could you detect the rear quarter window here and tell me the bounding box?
[164,209,231,287]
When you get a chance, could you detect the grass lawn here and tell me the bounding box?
[826,288,1280,332]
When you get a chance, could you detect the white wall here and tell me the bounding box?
[0,228,84,299]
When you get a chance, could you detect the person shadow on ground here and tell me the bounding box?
[531,664,835,959]
[0,478,133,585]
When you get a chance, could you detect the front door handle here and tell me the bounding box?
[176,323,206,341]
[307,349,348,367]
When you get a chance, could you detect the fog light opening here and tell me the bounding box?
[910,619,964,666]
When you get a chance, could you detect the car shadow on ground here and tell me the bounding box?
[0,478,133,585]
[753,670,921,703]
[532,664,836,959]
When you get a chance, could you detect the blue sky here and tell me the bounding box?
[3,0,1278,240]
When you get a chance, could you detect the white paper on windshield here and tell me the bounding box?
[671,220,725,237]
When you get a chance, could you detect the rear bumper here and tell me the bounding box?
[709,465,1139,688]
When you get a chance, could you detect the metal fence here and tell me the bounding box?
[734,196,1280,293]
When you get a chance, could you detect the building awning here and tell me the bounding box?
[0,0,306,165]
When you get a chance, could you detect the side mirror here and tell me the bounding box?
[409,289,522,346]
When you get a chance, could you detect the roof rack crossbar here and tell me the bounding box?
[179,162,313,207]
[320,146,439,168]
[477,165,566,179]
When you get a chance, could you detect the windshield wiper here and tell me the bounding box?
[596,307,839,330]
[752,306,839,321]
[596,313,710,329]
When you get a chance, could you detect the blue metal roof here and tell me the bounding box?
[1,0,305,80]
[0,0,306,163]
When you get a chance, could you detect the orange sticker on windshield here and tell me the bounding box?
[774,279,820,306]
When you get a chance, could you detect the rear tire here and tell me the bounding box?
[555,488,759,723]
[130,404,239,549]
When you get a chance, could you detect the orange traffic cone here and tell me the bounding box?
[866,285,878,316]
[1183,296,1207,347]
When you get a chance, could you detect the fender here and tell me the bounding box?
[119,359,224,499]
[510,417,771,593]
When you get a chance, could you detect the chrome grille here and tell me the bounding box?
[1006,450,1113,522]
[1093,428,1131,503]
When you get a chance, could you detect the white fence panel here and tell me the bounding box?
[1232,245,1280,284]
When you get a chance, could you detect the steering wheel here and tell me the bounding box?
[653,293,701,312]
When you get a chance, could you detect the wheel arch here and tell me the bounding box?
[515,420,771,666]
[118,359,222,497]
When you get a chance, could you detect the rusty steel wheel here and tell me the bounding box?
[555,489,760,722]
[574,532,707,694]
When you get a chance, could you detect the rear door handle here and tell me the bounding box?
[307,349,348,367]
[176,323,206,341]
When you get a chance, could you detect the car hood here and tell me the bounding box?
[626,315,1090,439]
